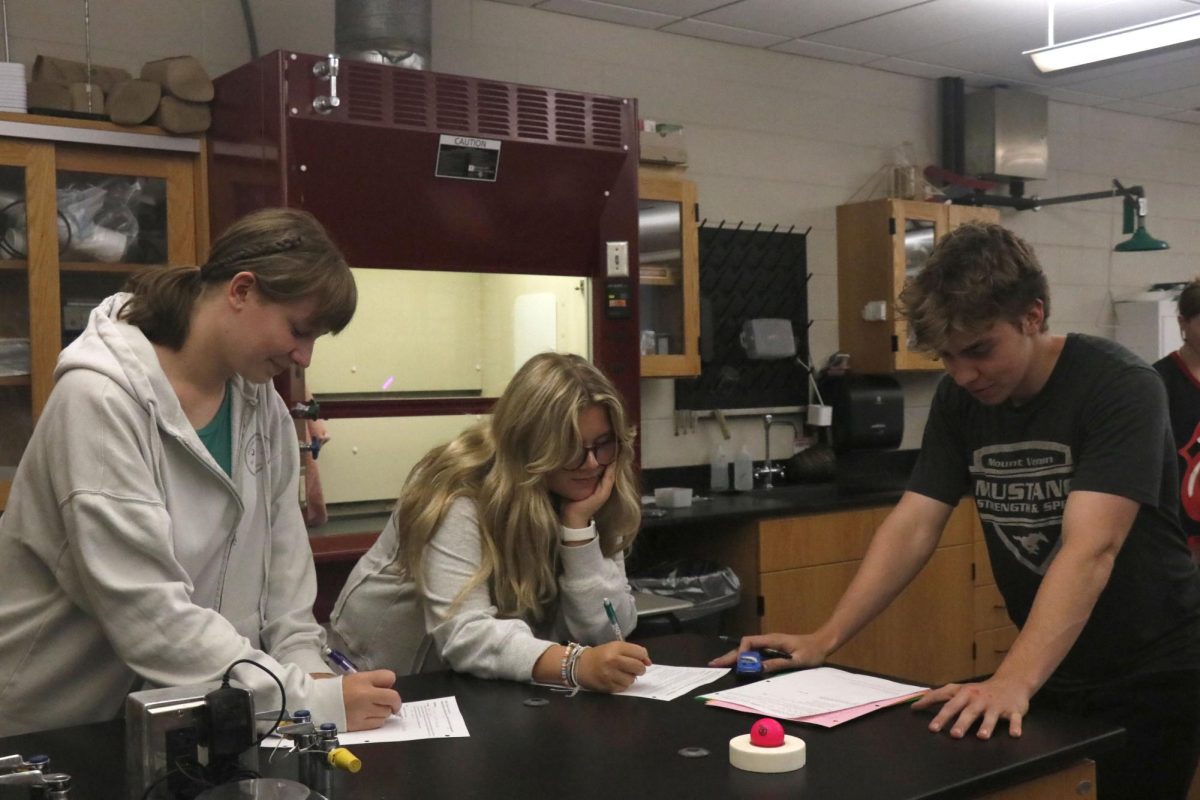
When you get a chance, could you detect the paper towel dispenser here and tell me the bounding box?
[821,374,904,452]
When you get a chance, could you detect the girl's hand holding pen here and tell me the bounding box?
[577,642,652,693]
[342,669,402,731]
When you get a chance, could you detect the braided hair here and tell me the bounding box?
[120,208,356,349]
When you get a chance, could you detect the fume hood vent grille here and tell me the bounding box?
[391,67,427,127]
[329,60,628,150]
[477,82,511,137]
[346,65,384,122]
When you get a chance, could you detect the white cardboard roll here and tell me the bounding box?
[728,733,807,773]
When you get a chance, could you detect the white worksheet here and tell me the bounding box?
[339,696,470,744]
[615,664,729,701]
[700,667,925,719]
[261,696,469,750]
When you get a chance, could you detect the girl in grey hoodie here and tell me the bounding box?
[0,208,400,736]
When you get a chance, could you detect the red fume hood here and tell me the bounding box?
[207,50,641,426]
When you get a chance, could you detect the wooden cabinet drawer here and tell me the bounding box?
[974,529,995,586]
[758,507,884,572]
[974,583,1011,632]
[974,625,1019,677]
[760,542,974,685]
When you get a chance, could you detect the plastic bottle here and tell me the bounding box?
[733,446,754,492]
[710,445,731,493]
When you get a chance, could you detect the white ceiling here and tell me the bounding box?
[491,0,1200,125]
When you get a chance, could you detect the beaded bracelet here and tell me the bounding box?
[567,645,589,694]
[560,642,582,689]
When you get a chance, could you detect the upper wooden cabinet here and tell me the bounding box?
[0,113,208,510]
[837,199,998,372]
[638,167,700,378]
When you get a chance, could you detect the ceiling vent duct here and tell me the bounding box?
[335,0,430,69]
[964,88,1048,182]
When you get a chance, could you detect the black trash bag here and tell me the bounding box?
[629,559,741,622]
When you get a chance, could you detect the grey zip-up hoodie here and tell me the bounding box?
[0,293,344,736]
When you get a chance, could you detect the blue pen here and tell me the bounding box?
[602,597,624,642]
[322,645,359,674]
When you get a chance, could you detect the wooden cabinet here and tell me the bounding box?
[651,498,979,686]
[756,499,976,685]
[836,199,998,373]
[638,167,700,377]
[0,113,207,510]
[972,511,1020,676]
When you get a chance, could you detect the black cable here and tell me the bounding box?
[222,658,287,744]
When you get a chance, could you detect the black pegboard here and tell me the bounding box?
[675,222,810,411]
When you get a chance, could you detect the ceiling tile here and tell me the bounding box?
[661,18,791,47]
[487,0,1200,125]
[1142,83,1200,109]
[1097,98,1181,116]
[807,0,1047,57]
[1163,109,1200,124]
[1054,49,1200,97]
[770,38,883,65]
[1038,86,1115,106]
[696,0,923,39]
[537,0,678,28]
[866,57,975,79]
[588,0,731,13]
[1049,0,1200,43]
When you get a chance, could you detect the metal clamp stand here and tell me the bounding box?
[0,754,72,797]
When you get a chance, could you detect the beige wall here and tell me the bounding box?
[433,0,1200,468]
[20,0,1200,479]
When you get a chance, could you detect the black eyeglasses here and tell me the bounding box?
[566,438,619,470]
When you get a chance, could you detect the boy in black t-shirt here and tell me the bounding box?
[714,223,1200,800]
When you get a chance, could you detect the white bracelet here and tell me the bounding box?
[560,521,596,543]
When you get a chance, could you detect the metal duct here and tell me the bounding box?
[335,0,430,69]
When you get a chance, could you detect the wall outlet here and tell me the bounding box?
[606,241,629,278]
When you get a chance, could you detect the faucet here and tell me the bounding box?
[756,413,800,489]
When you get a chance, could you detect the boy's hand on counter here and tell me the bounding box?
[708,633,826,673]
[911,675,1029,740]
[343,669,402,731]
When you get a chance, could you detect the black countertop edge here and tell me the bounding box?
[640,482,907,530]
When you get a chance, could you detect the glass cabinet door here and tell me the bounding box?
[890,200,947,371]
[638,169,700,377]
[54,146,200,348]
[0,139,56,505]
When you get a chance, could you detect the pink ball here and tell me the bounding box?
[750,717,785,748]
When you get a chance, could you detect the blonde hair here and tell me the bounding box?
[899,222,1049,353]
[120,208,356,348]
[392,352,641,622]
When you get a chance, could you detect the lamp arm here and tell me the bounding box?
[952,178,1144,211]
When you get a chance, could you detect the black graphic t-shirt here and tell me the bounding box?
[1154,350,1200,559]
[910,334,1200,689]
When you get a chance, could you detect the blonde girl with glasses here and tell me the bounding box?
[331,352,651,692]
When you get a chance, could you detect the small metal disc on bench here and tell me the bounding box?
[678,746,710,758]
[523,697,549,707]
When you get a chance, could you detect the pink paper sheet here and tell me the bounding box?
[706,691,926,728]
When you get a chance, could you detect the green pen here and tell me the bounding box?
[602,597,624,641]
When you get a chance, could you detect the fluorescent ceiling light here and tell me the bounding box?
[1024,10,1200,73]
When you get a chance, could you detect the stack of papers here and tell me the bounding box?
[0,63,25,113]
[700,667,926,728]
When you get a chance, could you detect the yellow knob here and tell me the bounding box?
[327,747,361,773]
